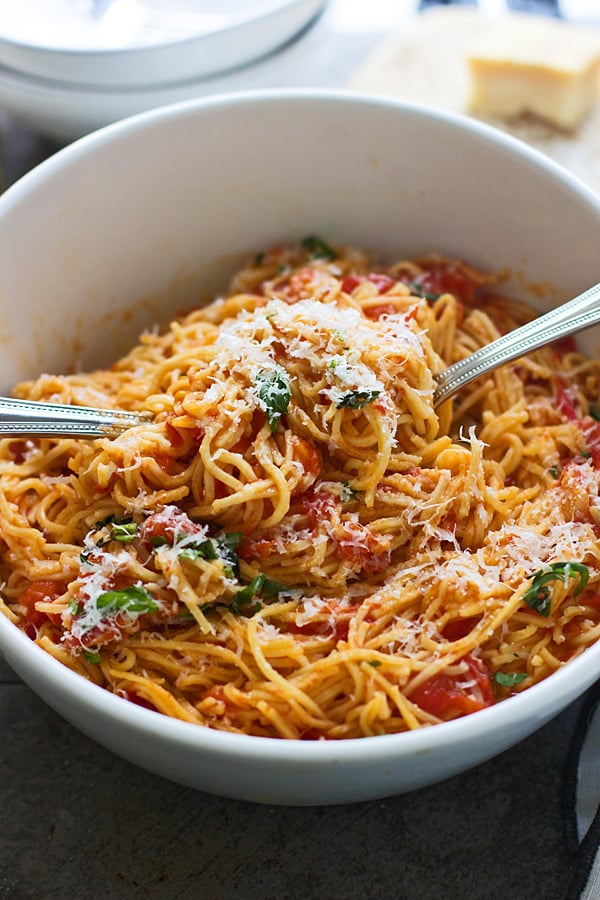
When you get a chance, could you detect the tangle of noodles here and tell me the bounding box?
[2,238,600,739]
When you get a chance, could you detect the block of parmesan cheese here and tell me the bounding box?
[466,15,600,130]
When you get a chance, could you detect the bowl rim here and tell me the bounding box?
[3,601,600,761]
[2,87,600,211]
[0,0,327,88]
[2,87,600,762]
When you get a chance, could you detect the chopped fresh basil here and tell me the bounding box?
[301,235,336,261]
[523,562,589,617]
[494,671,527,687]
[253,252,265,267]
[110,521,138,543]
[341,482,359,502]
[150,535,169,548]
[179,538,218,563]
[214,532,243,578]
[255,366,292,432]
[87,516,138,548]
[590,404,600,421]
[261,576,287,597]
[94,514,118,529]
[367,660,382,668]
[408,281,441,302]
[336,390,380,410]
[69,598,82,616]
[179,531,242,579]
[549,466,560,480]
[95,585,159,615]
[83,649,101,665]
[230,574,286,615]
[230,576,264,615]
[582,451,592,460]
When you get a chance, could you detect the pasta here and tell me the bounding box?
[2,236,600,739]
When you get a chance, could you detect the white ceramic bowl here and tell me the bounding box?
[1,90,600,805]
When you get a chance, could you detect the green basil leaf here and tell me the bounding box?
[301,235,336,261]
[150,535,169,548]
[231,575,264,615]
[261,577,288,597]
[408,281,442,302]
[214,532,243,579]
[179,538,218,562]
[83,649,101,665]
[95,585,158,615]
[255,366,291,432]
[178,531,242,579]
[94,514,118,529]
[69,598,82,616]
[494,671,527,687]
[341,482,359,502]
[111,521,138,543]
[523,562,590,616]
[336,390,380,410]
[229,573,287,614]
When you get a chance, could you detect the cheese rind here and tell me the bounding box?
[466,16,600,130]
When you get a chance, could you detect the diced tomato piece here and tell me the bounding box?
[366,273,395,293]
[153,453,175,472]
[555,380,600,465]
[342,272,396,296]
[552,335,577,358]
[341,274,363,294]
[140,505,201,545]
[8,441,29,464]
[555,380,580,422]
[365,303,397,320]
[275,267,317,301]
[581,420,600,467]
[238,536,277,562]
[300,729,322,740]
[75,619,123,649]
[338,521,391,575]
[287,600,359,642]
[290,436,321,494]
[441,616,480,642]
[410,655,494,720]
[165,420,185,448]
[579,590,600,610]
[116,689,157,712]
[296,488,337,528]
[400,261,480,304]
[17,580,66,637]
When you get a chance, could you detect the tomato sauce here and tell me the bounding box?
[410,655,494,719]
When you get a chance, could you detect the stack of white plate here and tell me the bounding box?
[0,0,327,142]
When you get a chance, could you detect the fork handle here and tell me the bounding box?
[0,397,151,438]
[433,282,600,407]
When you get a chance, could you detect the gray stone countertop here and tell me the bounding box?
[0,650,582,900]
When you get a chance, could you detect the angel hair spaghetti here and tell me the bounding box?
[2,237,600,739]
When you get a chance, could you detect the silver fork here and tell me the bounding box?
[0,397,151,438]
